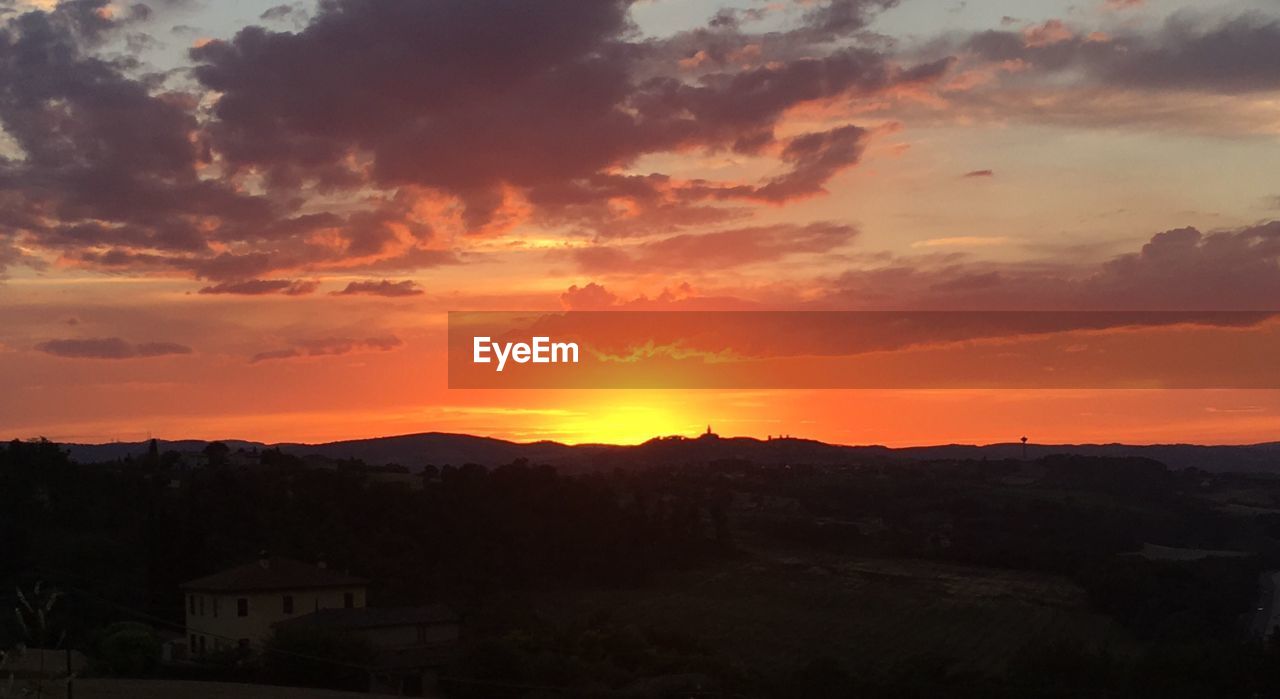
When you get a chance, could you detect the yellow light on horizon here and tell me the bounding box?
[540,395,700,445]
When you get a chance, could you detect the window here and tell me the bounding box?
[213,597,219,618]
[189,633,196,650]
[343,592,354,609]
[198,635,206,655]
[198,595,204,616]
[188,595,195,615]
[282,595,294,614]
[237,597,249,617]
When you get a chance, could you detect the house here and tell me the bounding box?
[276,605,459,696]
[180,556,368,656]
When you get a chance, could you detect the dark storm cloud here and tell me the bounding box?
[569,125,875,210]
[559,281,758,310]
[633,52,949,153]
[189,0,639,197]
[259,3,306,23]
[819,221,1280,311]
[570,221,858,274]
[1085,222,1280,308]
[1,0,942,280]
[250,335,403,362]
[749,125,870,202]
[0,0,292,273]
[526,123,880,236]
[0,1,454,279]
[187,0,942,230]
[5,0,1278,288]
[0,234,41,274]
[560,282,620,310]
[331,279,424,297]
[35,336,192,359]
[803,0,901,40]
[197,279,317,295]
[526,172,751,237]
[963,13,1280,93]
[1103,14,1280,92]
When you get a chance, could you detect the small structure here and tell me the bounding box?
[276,605,460,696]
[698,425,720,440]
[0,648,88,680]
[180,556,367,656]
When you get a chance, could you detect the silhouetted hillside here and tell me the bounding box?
[54,433,1280,473]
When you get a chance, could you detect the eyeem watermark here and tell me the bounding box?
[473,336,579,372]
[449,311,1280,388]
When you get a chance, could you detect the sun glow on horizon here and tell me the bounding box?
[520,395,701,445]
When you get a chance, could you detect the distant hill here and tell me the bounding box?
[56,433,602,470]
[274,432,602,468]
[59,439,265,463]
[896,442,1280,473]
[47,431,1280,473]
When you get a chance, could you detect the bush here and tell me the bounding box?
[96,622,161,676]
[263,627,374,692]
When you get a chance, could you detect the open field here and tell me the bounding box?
[1134,542,1253,561]
[540,550,1131,677]
[63,679,408,698]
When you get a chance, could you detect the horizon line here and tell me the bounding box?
[9,430,1278,451]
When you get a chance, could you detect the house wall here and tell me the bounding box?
[185,586,366,652]
[360,622,460,649]
[361,624,419,648]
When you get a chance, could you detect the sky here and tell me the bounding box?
[1,0,1279,446]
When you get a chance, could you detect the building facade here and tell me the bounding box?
[180,556,368,655]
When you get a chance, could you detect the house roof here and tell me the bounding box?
[275,605,457,631]
[180,557,367,592]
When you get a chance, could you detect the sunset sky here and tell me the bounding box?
[2,0,1280,446]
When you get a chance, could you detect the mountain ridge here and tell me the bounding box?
[36,431,1280,473]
